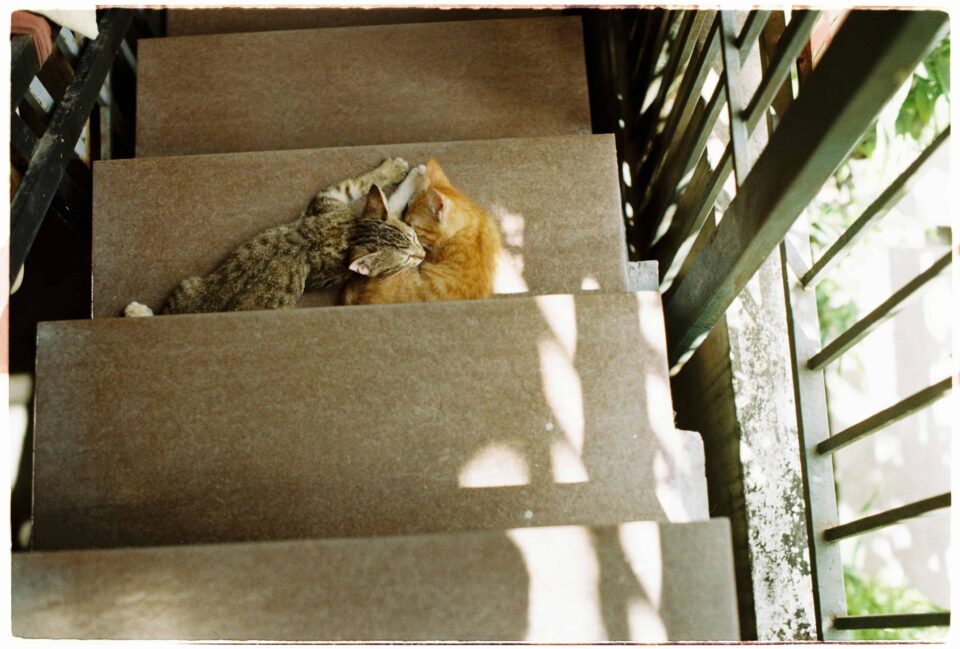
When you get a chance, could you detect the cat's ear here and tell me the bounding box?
[425,158,450,186]
[348,251,382,276]
[361,185,389,221]
[427,189,450,222]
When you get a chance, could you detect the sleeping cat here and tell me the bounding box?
[342,158,501,305]
[124,158,425,316]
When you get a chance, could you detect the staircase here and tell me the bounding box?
[13,10,740,641]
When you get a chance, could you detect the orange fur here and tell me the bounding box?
[342,159,501,305]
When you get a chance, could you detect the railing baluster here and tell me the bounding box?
[641,81,727,245]
[636,16,721,210]
[743,11,820,132]
[9,10,133,276]
[633,11,698,134]
[823,493,950,542]
[649,12,820,281]
[833,612,950,630]
[11,24,63,110]
[738,10,771,63]
[817,378,952,454]
[664,11,947,369]
[720,11,755,184]
[802,126,951,287]
[807,252,951,371]
[654,146,733,289]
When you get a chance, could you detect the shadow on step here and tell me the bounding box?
[32,292,696,548]
[26,263,721,639]
[14,521,736,641]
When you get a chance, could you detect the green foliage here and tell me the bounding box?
[810,35,950,344]
[842,495,948,641]
[816,280,858,344]
[843,568,948,641]
[897,37,951,141]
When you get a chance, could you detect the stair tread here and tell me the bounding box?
[136,17,591,157]
[167,7,554,36]
[13,519,739,641]
[33,292,706,550]
[92,134,628,318]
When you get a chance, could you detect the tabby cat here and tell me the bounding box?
[342,158,501,305]
[125,158,425,316]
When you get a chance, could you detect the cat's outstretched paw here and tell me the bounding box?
[386,164,427,214]
[124,301,155,317]
[374,157,410,186]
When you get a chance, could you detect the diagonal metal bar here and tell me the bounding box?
[807,252,951,371]
[651,12,815,279]
[833,612,950,630]
[817,378,952,454]
[10,112,92,240]
[632,11,698,135]
[632,9,676,88]
[636,15,721,208]
[9,9,132,276]
[738,10,772,63]
[664,10,948,369]
[802,125,951,287]
[642,81,727,246]
[743,11,820,132]
[654,146,733,289]
[720,11,755,185]
[823,493,950,542]
[11,24,63,110]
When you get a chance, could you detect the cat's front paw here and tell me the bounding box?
[124,301,155,317]
[375,157,410,185]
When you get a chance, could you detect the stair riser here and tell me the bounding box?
[14,520,739,641]
[136,18,590,156]
[32,292,701,550]
[92,135,628,317]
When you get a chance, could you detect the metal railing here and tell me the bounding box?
[607,7,950,641]
[9,9,157,280]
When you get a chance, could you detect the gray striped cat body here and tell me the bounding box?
[125,158,425,316]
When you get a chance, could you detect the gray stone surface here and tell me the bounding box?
[627,260,660,292]
[136,17,591,156]
[92,135,628,317]
[33,292,705,550]
[14,520,739,641]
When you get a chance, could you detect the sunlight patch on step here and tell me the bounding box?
[535,296,588,484]
[580,276,601,291]
[619,523,668,640]
[458,443,530,488]
[535,294,577,356]
[538,340,584,455]
[492,206,529,294]
[506,526,605,641]
[550,440,589,484]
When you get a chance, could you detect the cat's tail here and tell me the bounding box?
[164,276,207,314]
[124,301,155,317]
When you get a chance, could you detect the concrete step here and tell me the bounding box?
[167,7,554,36]
[13,520,739,641]
[32,292,707,550]
[92,134,628,318]
[136,17,591,157]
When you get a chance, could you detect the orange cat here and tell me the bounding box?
[342,159,501,305]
